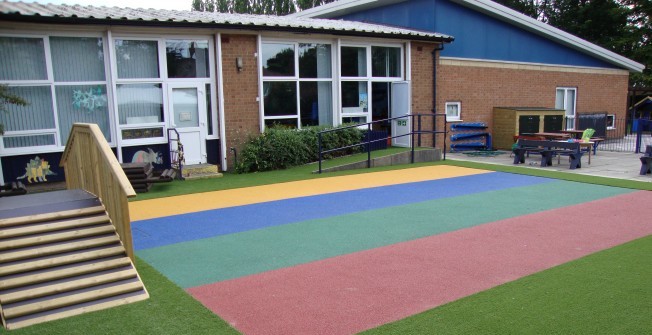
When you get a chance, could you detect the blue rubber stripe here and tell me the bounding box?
[132,172,553,250]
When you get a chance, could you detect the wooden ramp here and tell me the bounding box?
[0,189,149,330]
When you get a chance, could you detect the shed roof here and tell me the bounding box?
[0,1,453,42]
[290,0,644,72]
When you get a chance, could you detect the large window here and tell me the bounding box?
[556,87,577,129]
[114,38,215,142]
[261,42,333,128]
[0,35,110,152]
[340,45,403,125]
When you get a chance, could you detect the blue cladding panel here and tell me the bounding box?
[339,0,618,69]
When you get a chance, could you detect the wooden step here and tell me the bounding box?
[0,258,133,290]
[0,214,110,239]
[0,246,126,276]
[3,281,145,319]
[0,269,138,304]
[0,206,107,228]
[1,235,120,263]
[0,225,116,252]
[4,289,149,330]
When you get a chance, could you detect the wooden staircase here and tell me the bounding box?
[0,189,149,330]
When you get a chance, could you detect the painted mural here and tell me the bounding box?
[17,156,57,183]
[132,148,163,165]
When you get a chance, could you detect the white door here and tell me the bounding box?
[168,84,207,165]
[391,81,411,147]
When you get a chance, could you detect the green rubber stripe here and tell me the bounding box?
[137,181,632,288]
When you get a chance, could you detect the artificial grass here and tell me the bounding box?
[0,258,239,335]
[360,235,652,334]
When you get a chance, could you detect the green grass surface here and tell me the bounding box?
[361,235,652,335]
[0,258,238,335]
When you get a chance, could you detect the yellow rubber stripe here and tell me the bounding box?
[130,166,490,221]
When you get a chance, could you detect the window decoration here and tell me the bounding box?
[72,86,107,112]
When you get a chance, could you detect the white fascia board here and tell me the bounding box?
[292,0,644,73]
[289,0,405,18]
[451,0,644,73]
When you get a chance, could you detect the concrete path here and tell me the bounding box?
[446,150,651,182]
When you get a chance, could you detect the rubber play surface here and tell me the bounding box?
[130,166,652,334]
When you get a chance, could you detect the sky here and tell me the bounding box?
[25,0,192,10]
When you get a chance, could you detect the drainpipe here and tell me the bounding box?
[432,43,444,148]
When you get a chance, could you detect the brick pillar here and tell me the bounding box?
[221,34,260,170]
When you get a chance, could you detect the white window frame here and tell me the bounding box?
[338,42,405,126]
[445,101,462,121]
[0,31,112,156]
[556,87,577,130]
[606,114,616,130]
[111,34,217,147]
[259,37,335,130]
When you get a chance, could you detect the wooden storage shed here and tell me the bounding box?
[492,107,566,149]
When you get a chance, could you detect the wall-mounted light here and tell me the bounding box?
[236,57,243,72]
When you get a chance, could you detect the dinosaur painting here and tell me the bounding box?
[17,156,57,183]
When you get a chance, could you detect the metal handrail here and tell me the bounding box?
[317,113,448,173]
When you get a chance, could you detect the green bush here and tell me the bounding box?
[235,124,363,173]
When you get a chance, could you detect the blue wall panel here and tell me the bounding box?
[339,0,618,69]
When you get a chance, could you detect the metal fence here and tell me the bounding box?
[597,117,652,153]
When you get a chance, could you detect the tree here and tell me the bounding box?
[0,85,28,135]
[191,0,302,15]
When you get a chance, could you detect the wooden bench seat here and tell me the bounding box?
[513,139,583,169]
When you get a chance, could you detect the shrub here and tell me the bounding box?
[235,124,363,173]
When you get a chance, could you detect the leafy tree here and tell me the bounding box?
[0,85,28,135]
[192,0,299,15]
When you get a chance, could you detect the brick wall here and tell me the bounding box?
[437,62,630,150]
[410,42,438,147]
[220,34,260,169]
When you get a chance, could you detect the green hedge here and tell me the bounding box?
[235,125,363,173]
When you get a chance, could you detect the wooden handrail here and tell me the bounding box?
[59,123,137,261]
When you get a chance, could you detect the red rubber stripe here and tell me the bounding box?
[188,191,652,335]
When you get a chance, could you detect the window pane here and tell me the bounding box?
[372,47,401,77]
[115,40,160,79]
[206,83,213,135]
[341,81,368,112]
[263,81,296,116]
[121,127,164,140]
[117,84,164,125]
[371,82,390,130]
[264,118,298,128]
[56,85,111,144]
[166,39,210,78]
[51,37,105,82]
[342,116,367,124]
[0,86,55,131]
[262,43,295,77]
[555,89,564,109]
[0,37,47,80]
[172,88,199,128]
[300,81,332,127]
[446,103,459,117]
[341,47,367,77]
[3,134,56,148]
[299,43,331,78]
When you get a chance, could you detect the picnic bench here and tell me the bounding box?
[513,139,583,169]
[640,145,652,175]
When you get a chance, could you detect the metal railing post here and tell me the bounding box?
[367,123,371,168]
[418,114,422,147]
[411,115,415,164]
[318,132,323,174]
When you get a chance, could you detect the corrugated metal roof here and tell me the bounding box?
[290,0,644,72]
[0,1,453,42]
